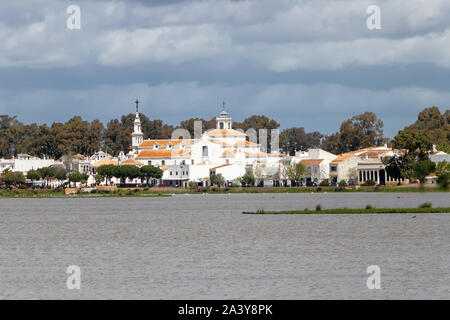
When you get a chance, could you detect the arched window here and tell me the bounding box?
[219,122,224,129]
[202,146,208,157]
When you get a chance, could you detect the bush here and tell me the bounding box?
[419,202,432,208]
[256,208,265,214]
[436,161,450,190]
[413,160,436,183]
[315,204,322,211]
[319,180,329,186]
[338,180,347,187]
[365,204,373,210]
[362,180,376,186]
[188,181,197,190]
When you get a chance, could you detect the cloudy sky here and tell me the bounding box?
[1,0,449,136]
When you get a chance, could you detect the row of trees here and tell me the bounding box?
[96,165,163,185]
[0,164,165,188]
[0,166,67,187]
[1,106,448,159]
[0,112,386,158]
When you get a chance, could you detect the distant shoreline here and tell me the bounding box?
[0,185,449,198]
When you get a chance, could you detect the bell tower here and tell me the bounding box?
[216,101,232,130]
[132,99,144,151]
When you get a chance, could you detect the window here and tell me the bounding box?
[191,159,194,165]
[162,160,165,165]
[148,161,152,165]
[176,172,178,175]
[330,165,337,172]
[220,122,224,129]
[202,146,208,157]
[170,171,172,176]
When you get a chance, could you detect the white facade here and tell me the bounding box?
[133,107,282,184]
[0,158,61,174]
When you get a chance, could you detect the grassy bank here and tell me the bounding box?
[0,189,171,198]
[243,207,450,215]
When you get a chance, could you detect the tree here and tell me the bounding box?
[347,168,359,185]
[140,165,163,185]
[97,165,117,185]
[280,127,323,155]
[0,169,25,186]
[390,126,433,181]
[253,164,268,186]
[322,112,388,154]
[406,106,450,153]
[240,168,255,187]
[435,161,450,189]
[94,174,104,185]
[412,160,436,183]
[68,172,89,187]
[210,173,225,188]
[382,156,404,184]
[284,162,306,186]
[37,167,57,187]
[233,115,280,152]
[113,166,141,185]
[393,127,432,161]
[27,169,42,183]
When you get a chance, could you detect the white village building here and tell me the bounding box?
[130,104,281,186]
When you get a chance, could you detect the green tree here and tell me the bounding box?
[94,174,104,186]
[210,173,225,188]
[412,160,436,183]
[322,112,388,154]
[435,161,450,189]
[233,115,280,152]
[283,162,306,186]
[68,172,89,187]
[280,127,322,155]
[140,165,163,185]
[97,165,117,185]
[390,127,433,180]
[113,166,141,185]
[240,168,255,187]
[26,169,42,183]
[0,169,25,186]
[382,156,404,184]
[406,106,450,153]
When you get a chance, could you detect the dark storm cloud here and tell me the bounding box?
[0,0,449,138]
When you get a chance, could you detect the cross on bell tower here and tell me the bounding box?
[135,99,139,113]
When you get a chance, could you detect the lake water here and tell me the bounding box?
[0,193,449,299]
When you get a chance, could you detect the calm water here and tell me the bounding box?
[0,193,449,299]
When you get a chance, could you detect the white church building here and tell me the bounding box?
[129,102,281,186]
